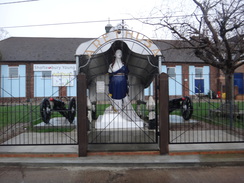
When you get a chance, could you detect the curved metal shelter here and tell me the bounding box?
[75,30,163,89]
[75,30,165,149]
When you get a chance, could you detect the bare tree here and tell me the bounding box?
[0,28,9,41]
[0,28,10,60]
[145,0,244,103]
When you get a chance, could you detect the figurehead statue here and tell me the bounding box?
[108,49,129,100]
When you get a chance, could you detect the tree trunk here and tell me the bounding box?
[223,72,238,128]
[225,73,234,103]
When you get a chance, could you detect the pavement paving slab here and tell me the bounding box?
[0,153,244,168]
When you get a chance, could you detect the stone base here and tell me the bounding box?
[169,115,198,124]
[34,117,77,130]
[95,113,144,129]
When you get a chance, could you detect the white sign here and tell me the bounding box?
[34,64,76,86]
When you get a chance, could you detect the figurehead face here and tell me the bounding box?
[115,49,122,59]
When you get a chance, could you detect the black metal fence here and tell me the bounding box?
[0,74,243,146]
[169,98,244,144]
[0,75,78,146]
[168,74,244,144]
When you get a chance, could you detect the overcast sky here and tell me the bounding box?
[0,0,195,39]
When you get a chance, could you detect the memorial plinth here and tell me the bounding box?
[95,106,144,129]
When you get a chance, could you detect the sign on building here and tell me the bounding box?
[34,64,76,86]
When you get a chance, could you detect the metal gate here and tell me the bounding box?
[0,75,78,146]
[88,75,159,144]
[75,29,164,153]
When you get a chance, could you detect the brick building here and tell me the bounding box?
[0,36,243,101]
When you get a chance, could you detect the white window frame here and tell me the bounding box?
[8,66,19,79]
[195,67,203,79]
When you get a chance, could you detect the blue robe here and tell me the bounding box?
[109,66,129,99]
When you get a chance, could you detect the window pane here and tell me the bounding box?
[42,71,51,78]
[9,67,19,78]
[195,68,203,78]
[167,67,176,78]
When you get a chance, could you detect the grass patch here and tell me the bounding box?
[34,128,74,133]
[0,104,41,128]
[1,101,243,129]
[96,104,111,117]
[0,104,68,130]
[192,101,244,129]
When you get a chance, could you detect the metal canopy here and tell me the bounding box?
[75,30,162,88]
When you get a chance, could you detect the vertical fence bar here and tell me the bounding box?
[155,74,158,143]
[77,73,88,156]
[159,73,169,154]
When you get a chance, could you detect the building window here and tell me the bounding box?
[195,67,203,78]
[167,67,176,78]
[42,71,51,79]
[9,67,19,78]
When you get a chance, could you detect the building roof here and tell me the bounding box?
[0,37,204,63]
[154,40,204,63]
[0,37,92,62]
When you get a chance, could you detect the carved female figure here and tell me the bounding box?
[108,49,129,100]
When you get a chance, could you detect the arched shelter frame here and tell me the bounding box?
[75,29,163,88]
[75,30,167,151]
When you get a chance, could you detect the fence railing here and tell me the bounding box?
[0,75,78,145]
[168,73,244,144]
[0,74,243,146]
[169,98,244,143]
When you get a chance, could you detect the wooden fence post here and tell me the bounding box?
[159,73,169,154]
[77,73,88,157]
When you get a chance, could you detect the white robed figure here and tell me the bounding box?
[95,49,144,129]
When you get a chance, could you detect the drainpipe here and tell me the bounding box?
[158,56,162,74]
[75,55,79,75]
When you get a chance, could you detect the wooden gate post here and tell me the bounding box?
[77,73,88,157]
[159,73,169,154]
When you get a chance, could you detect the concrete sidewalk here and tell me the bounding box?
[0,143,243,168]
[0,152,243,168]
[0,143,243,155]
[1,157,244,183]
